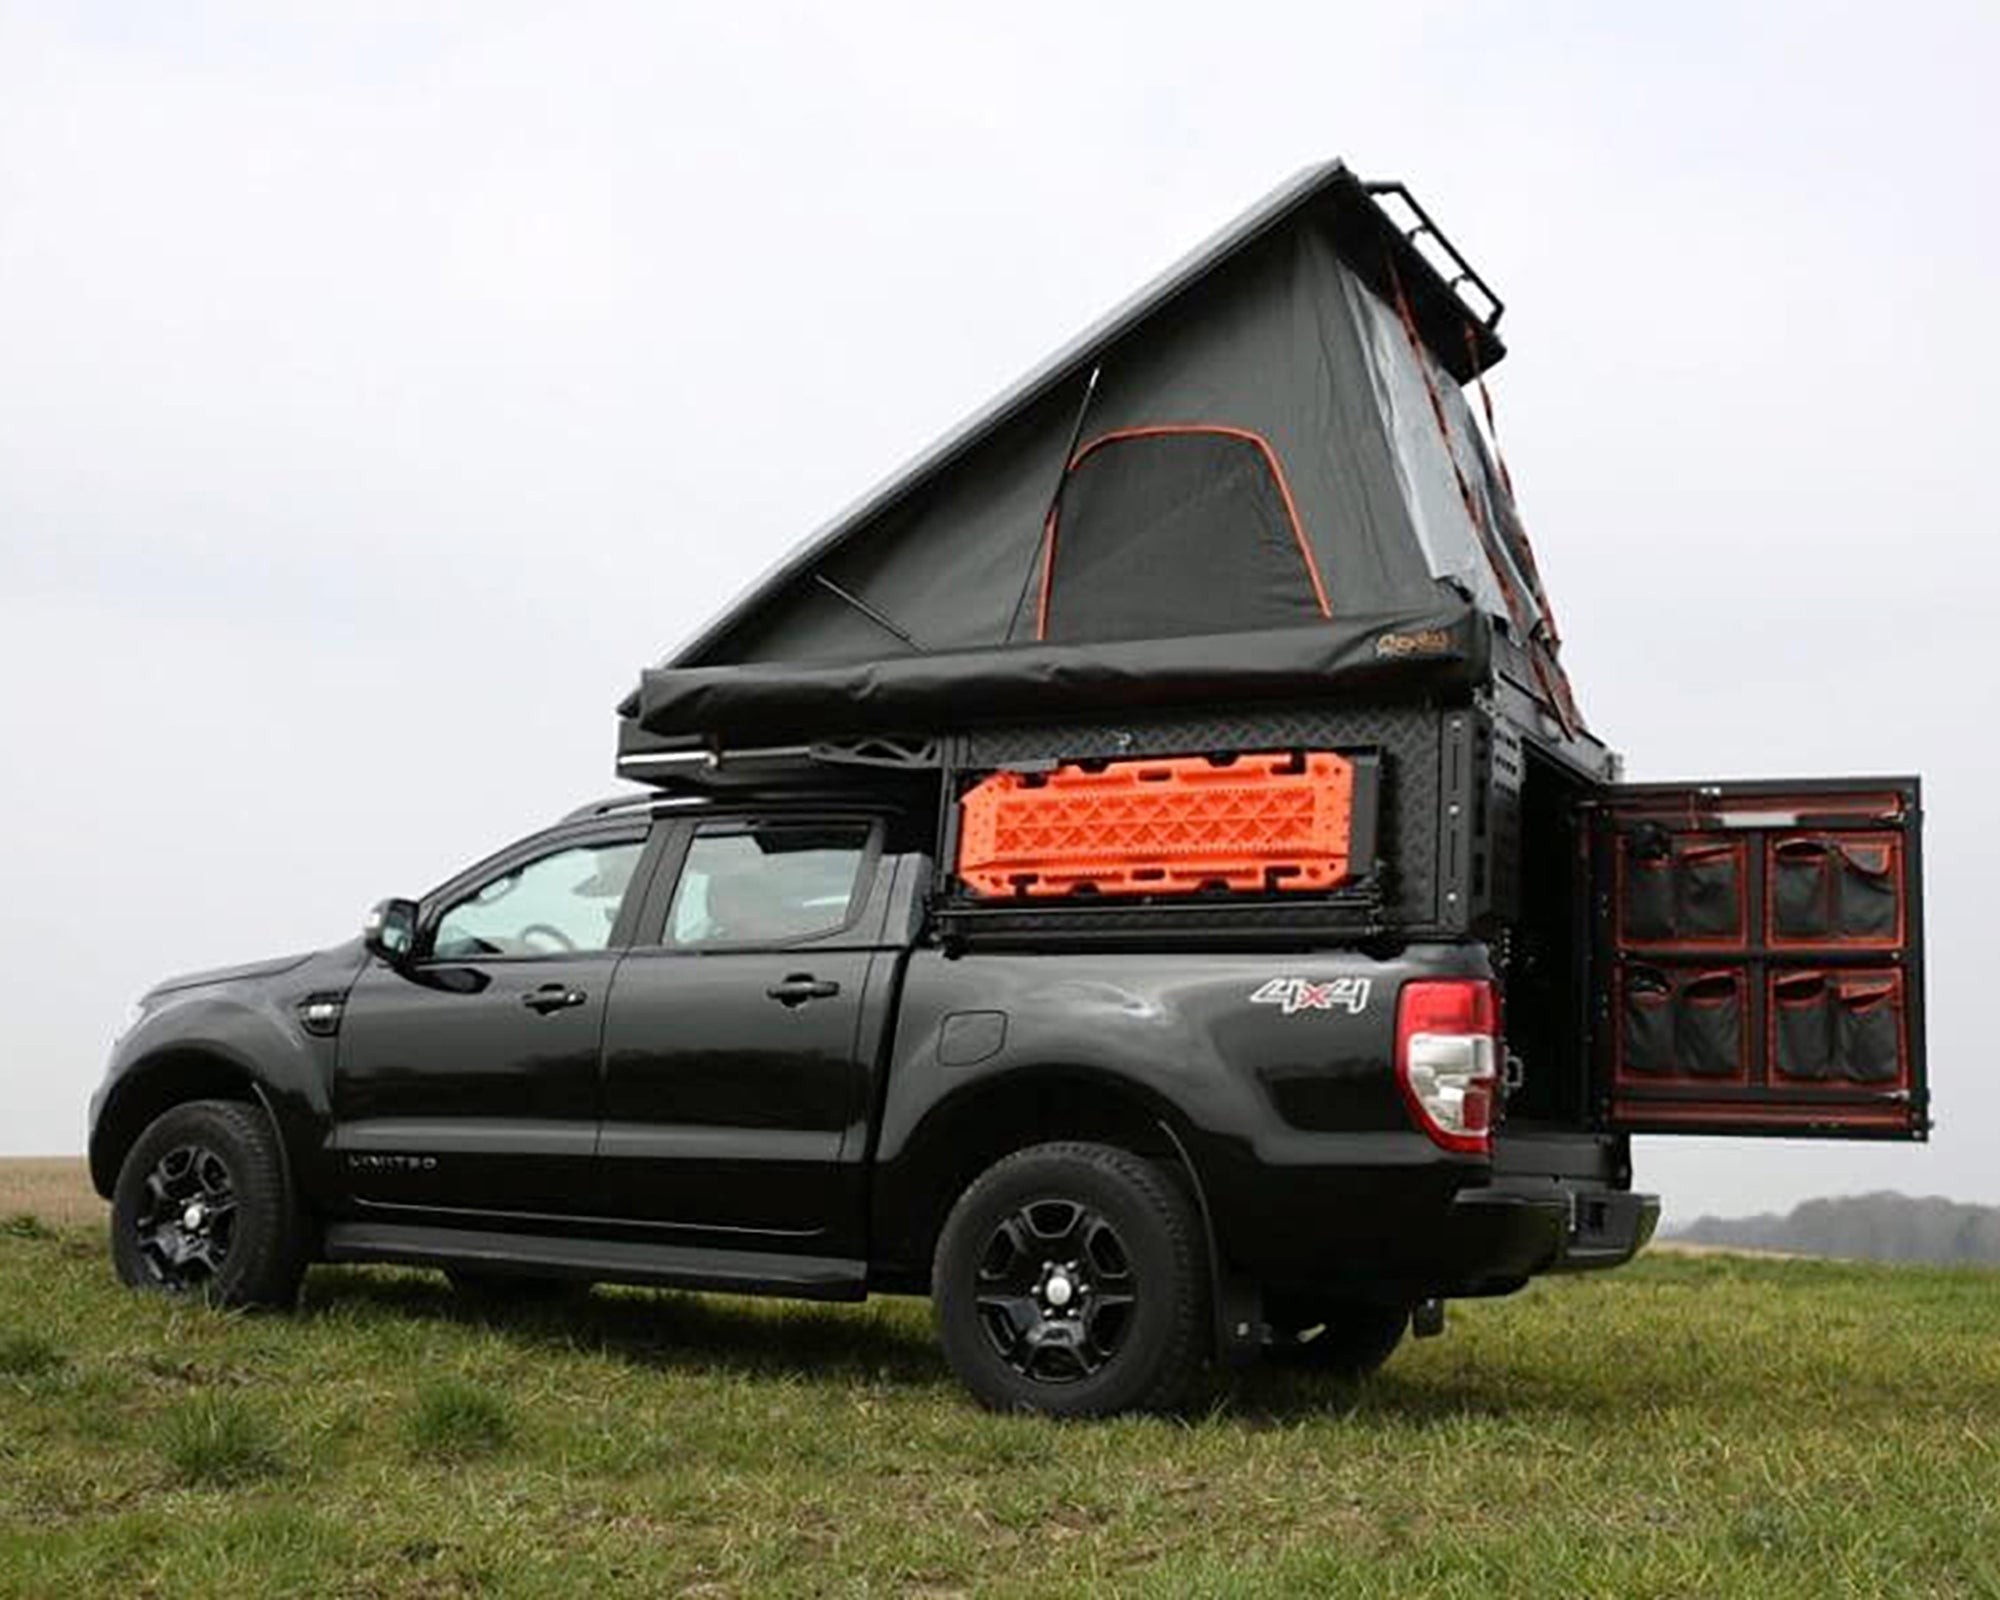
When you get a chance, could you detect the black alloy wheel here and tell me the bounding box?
[111,1099,305,1309]
[130,1142,239,1292]
[974,1196,1138,1385]
[934,1141,1207,1417]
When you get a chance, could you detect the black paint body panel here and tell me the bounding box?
[88,798,1648,1308]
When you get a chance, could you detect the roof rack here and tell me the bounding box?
[559,791,690,823]
[615,732,946,794]
[1363,181,1504,331]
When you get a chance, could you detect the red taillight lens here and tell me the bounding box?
[1396,979,1503,1154]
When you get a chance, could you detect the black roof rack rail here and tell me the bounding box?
[615,734,948,794]
[1363,181,1504,332]
[560,791,678,822]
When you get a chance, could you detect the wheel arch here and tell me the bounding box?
[871,1062,1215,1290]
[89,1046,282,1199]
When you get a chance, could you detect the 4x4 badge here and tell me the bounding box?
[1249,976,1372,1016]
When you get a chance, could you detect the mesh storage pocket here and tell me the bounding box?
[1772,839,1834,941]
[1620,970,1676,1076]
[1677,970,1744,1079]
[1620,833,1743,946]
[1621,842,1675,942]
[1619,968,1744,1080]
[1675,844,1743,942]
[1835,842,1899,943]
[1771,835,1902,946]
[1837,977,1903,1084]
[1772,972,1838,1081]
[1771,971,1904,1085]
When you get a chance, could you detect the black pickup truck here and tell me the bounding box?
[89,776,1648,1415]
[88,164,1928,1416]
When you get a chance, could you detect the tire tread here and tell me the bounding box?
[111,1097,305,1309]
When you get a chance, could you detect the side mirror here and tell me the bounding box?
[363,898,420,964]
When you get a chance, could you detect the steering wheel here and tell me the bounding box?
[518,923,577,954]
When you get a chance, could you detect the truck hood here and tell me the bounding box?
[144,950,320,1000]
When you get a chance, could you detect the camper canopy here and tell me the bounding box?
[622,162,1574,753]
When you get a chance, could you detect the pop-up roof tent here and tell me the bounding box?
[619,162,1576,772]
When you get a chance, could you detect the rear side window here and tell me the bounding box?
[668,823,871,948]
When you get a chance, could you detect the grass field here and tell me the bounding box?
[0,1158,106,1231]
[3,1160,1998,1598]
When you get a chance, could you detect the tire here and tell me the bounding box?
[1262,1296,1408,1379]
[110,1098,305,1309]
[932,1141,1208,1417]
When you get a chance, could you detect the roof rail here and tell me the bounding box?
[560,791,668,822]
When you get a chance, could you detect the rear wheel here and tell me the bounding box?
[933,1142,1207,1416]
[1263,1296,1408,1379]
[110,1099,304,1309]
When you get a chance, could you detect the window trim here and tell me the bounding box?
[413,823,659,966]
[639,815,885,953]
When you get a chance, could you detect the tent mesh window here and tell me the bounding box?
[1037,427,1329,644]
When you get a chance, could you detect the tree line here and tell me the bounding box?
[1672,1192,2000,1265]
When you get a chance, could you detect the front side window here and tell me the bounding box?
[668,823,870,948]
[432,839,645,959]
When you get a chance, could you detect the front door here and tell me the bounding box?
[597,816,886,1241]
[1591,778,1926,1138]
[334,828,653,1216]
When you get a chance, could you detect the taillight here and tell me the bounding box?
[1395,979,1502,1155]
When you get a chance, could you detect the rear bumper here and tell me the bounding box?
[1197,1130,1656,1300]
[1549,1187,1661,1272]
[1447,1183,1659,1286]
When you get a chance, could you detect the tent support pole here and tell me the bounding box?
[1005,363,1102,643]
[812,573,927,653]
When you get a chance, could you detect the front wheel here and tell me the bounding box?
[1262,1297,1408,1379]
[932,1142,1208,1417]
[110,1099,305,1308]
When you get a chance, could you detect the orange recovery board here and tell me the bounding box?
[956,750,1358,899]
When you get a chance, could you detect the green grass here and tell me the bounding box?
[1,1223,1997,1597]
[0,1332,63,1379]
[406,1377,515,1461]
[159,1394,287,1489]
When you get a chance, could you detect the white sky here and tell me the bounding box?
[2,2,1994,1221]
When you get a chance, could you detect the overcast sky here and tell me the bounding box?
[3,2,1994,1220]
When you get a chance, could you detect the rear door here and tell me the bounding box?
[594,815,891,1243]
[1590,778,1926,1138]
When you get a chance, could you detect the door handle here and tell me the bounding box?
[766,974,840,1007]
[521,983,587,1014]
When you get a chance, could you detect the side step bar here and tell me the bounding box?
[322,1222,868,1302]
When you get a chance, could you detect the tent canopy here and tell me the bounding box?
[624,162,1572,749]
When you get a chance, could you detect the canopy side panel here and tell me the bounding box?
[693,221,1444,669]
[709,387,1080,665]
